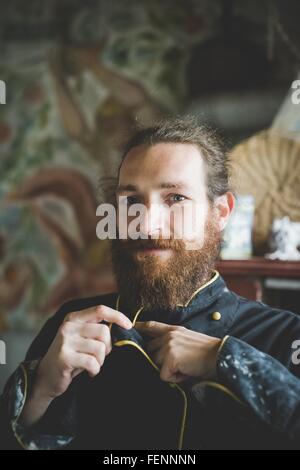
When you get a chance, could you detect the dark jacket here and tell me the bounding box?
[1,272,300,450]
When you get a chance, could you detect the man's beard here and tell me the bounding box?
[111,216,221,312]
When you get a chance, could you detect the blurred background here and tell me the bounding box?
[1,0,300,392]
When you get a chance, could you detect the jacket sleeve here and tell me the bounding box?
[0,304,78,450]
[216,336,300,443]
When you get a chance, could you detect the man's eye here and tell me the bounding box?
[127,196,140,205]
[168,194,187,204]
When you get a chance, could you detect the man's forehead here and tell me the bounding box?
[119,142,206,187]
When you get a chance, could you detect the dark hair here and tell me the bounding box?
[119,116,231,202]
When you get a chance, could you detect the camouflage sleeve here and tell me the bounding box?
[216,336,300,441]
[0,359,76,450]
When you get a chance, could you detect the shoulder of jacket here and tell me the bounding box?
[231,292,300,329]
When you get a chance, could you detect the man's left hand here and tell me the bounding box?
[135,321,222,384]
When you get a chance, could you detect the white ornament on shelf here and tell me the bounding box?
[266,217,300,261]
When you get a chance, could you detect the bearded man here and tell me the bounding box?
[1,118,300,450]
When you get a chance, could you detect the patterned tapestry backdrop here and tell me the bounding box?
[1,0,298,332]
[0,0,224,331]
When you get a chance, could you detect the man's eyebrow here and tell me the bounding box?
[159,182,190,190]
[116,184,137,194]
[116,182,190,193]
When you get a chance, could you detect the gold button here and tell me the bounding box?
[212,312,222,321]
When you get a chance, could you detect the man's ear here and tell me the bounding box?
[214,192,235,232]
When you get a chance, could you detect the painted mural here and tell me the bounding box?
[0,0,219,331]
[1,0,296,332]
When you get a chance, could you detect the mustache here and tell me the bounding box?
[116,237,185,252]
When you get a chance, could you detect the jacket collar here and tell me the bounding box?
[115,271,228,326]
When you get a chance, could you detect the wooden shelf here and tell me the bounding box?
[216,258,300,307]
[217,258,300,279]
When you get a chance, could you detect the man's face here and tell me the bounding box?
[111,143,227,311]
[117,143,210,256]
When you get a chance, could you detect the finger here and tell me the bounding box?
[162,370,189,384]
[147,336,166,354]
[75,337,111,360]
[171,373,190,383]
[71,352,102,378]
[152,347,167,368]
[135,321,175,338]
[160,359,173,382]
[79,323,112,351]
[159,359,187,383]
[159,357,190,383]
[66,305,132,330]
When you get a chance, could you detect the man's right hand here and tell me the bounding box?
[20,305,132,427]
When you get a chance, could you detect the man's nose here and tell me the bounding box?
[140,204,165,238]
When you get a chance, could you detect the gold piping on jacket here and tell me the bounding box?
[114,339,188,451]
[110,298,143,332]
[111,271,245,447]
[114,270,220,318]
[116,294,120,312]
[218,335,229,356]
[199,381,245,406]
[132,307,144,327]
[176,270,220,307]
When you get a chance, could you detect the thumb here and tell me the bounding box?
[135,321,174,338]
